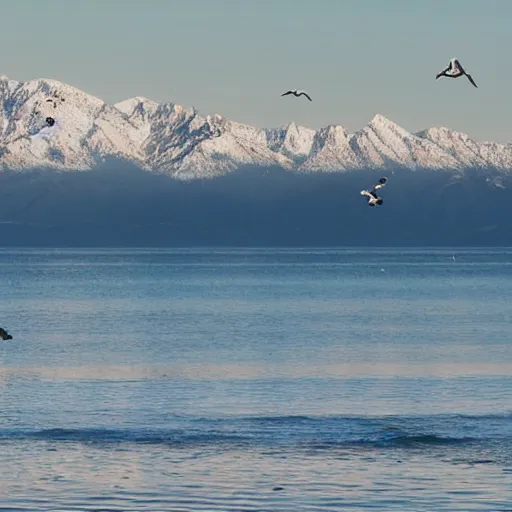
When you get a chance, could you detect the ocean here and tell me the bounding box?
[0,247,511,511]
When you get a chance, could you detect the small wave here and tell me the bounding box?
[1,413,509,449]
[295,434,476,450]
[382,433,473,447]
[0,427,252,447]
[0,427,481,450]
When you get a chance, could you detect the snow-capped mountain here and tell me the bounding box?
[1,75,512,179]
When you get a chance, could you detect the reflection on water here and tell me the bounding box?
[3,358,512,382]
[0,442,511,511]
[0,248,511,510]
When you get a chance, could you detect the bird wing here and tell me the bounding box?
[281,91,293,97]
[436,65,450,79]
[303,92,312,101]
[372,178,387,192]
[465,73,478,88]
[360,190,372,198]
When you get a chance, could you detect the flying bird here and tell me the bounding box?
[0,327,12,340]
[45,93,65,109]
[436,58,477,88]
[360,177,387,207]
[30,92,65,138]
[32,93,65,122]
[281,89,312,101]
[30,116,61,141]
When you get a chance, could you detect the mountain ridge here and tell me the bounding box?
[1,75,512,179]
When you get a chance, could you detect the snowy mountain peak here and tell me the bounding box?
[367,114,410,137]
[265,121,316,163]
[1,74,512,178]
[319,124,350,141]
[114,96,158,116]
[369,113,392,125]
[302,124,358,171]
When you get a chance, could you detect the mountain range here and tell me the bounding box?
[0,75,511,247]
[1,75,512,178]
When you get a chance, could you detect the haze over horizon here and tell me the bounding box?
[0,0,511,143]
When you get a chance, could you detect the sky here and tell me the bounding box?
[0,0,511,142]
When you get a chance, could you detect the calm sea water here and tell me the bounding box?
[0,247,511,511]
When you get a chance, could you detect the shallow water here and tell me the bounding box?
[0,247,511,511]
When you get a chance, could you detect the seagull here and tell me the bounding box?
[32,94,65,124]
[46,94,65,109]
[360,177,387,207]
[0,327,12,340]
[30,116,61,141]
[436,58,477,88]
[281,89,312,101]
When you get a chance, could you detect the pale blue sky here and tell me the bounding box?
[0,0,510,141]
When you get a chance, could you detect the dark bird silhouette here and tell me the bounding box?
[436,58,477,88]
[46,93,66,109]
[281,89,312,101]
[0,327,13,340]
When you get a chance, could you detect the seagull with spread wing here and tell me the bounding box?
[360,177,387,207]
[281,89,312,101]
[436,58,477,88]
